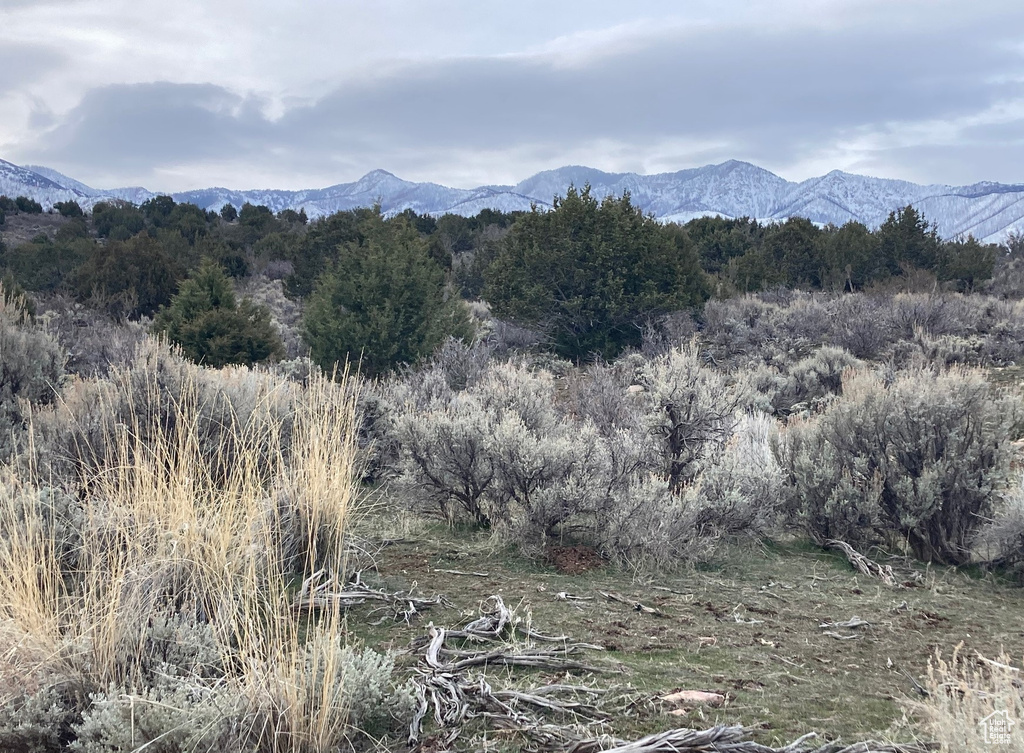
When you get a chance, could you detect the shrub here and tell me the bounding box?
[392,344,762,568]
[71,680,249,753]
[908,645,1024,753]
[974,472,1024,579]
[484,188,709,360]
[774,367,1020,564]
[73,234,183,319]
[90,202,144,240]
[641,344,747,490]
[54,200,83,218]
[15,196,42,214]
[36,295,148,378]
[0,362,382,750]
[154,261,285,367]
[692,411,784,536]
[304,213,472,377]
[0,287,65,459]
[235,274,305,359]
[25,339,299,491]
[767,346,861,414]
[0,684,86,753]
[0,234,93,294]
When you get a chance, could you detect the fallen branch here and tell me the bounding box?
[820,616,871,630]
[555,591,595,602]
[822,631,860,641]
[975,652,1021,673]
[598,590,669,617]
[408,597,613,746]
[433,568,490,577]
[293,569,450,622]
[827,540,898,587]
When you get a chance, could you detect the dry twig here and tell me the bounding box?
[827,540,898,587]
[293,569,450,621]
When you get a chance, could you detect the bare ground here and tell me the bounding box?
[344,523,1023,750]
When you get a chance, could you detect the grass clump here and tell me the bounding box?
[0,344,410,751]
[909,644,1024,752]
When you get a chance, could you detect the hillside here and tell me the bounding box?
[3,157,1024,242]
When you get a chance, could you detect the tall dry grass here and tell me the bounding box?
[0,350,379,751]
[909,643,1024,752]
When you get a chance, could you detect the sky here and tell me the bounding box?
[1,0,1023,192]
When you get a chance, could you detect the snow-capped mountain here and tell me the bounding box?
[3,157,1023,243]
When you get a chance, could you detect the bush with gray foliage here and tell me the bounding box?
[774,366,1021,565]
[0,285,64,460]
[389,344,774,567]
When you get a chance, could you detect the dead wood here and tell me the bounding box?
[820,616,870,630]
[433,568,490,577]
[827,540,898,587]
[405,596,937,753]
[598,590,669,617]
[293,569,450,621]
[822,631,860,640]
[408,596,613,747]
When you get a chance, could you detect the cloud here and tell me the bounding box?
[11,1,1024,189]
[0,42,67,94]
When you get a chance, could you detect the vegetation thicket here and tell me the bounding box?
[0,186,1022,750]
[154,260,284,367]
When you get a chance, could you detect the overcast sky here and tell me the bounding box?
[2,0,1022,191]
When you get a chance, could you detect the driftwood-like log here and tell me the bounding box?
[827,540,898,587]
[408,596,610,746]
[293,569,450,621]
[598,590,669,617]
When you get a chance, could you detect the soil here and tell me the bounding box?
[345,524,1024,749]
[544,544,606,574]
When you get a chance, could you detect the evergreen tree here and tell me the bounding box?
[938,236,997,290]
[762,217,823,288]
[287,208,375,297]
[484,187,709,360]
[73,234,182,319]
[819,221,881,290]
[877,206,941,275]
[14,196,42,214]
[54,200,83,218]
[154,260,284,367]
[303,213,471,377]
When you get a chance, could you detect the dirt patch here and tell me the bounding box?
[353,531,1024,747]
[544,544,605,574]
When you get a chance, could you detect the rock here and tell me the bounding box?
[661,690,726,708]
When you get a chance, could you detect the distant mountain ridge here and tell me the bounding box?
[4,158,1024,243]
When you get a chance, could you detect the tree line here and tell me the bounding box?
[0,188,1006,372]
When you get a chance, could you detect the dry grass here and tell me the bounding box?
[0,352,373,751]
[909,643,1024,752]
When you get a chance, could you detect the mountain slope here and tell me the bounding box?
[3,158,1023,243]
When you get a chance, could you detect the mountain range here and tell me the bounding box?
[3,158,1023,243]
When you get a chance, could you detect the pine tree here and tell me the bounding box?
[484,187,709,360]
[154,260,284,367]
[303,213,471,377]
